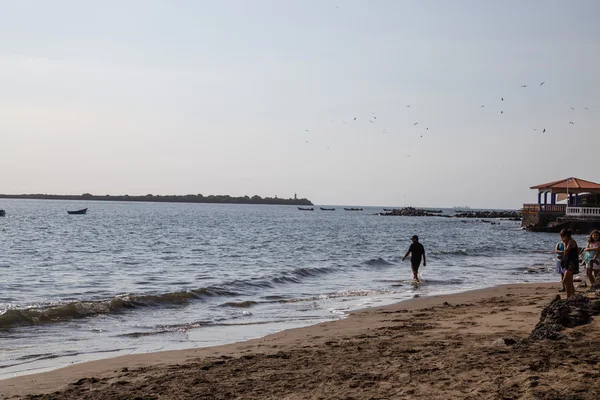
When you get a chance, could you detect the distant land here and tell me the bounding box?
[0,193,313,206]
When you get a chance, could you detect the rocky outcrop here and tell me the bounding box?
[379,207,442,217]
[453,210,521,219]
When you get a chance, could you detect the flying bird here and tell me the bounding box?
[501,97,504,101]
[354,117,357,120]
[543,129,546,133]
[501,111,504,114]
[585,108,589,111]
[369,120,375,123]
[342,121,348,124]
[521,85,528,87]
[406,105,411,107]
[540,82,545,86]
[413,122,418,125]
[374,116,377,119]
[426,128,429,130]
[534,129,537,131]
[481,105,485,107]
[569,121,574,124]
[570,107,575,110]
[420,135,423,138]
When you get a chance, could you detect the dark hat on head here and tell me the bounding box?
[411,235,419,240]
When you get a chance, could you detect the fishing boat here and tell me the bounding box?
[344,208,363,211]
[320,207,335,211]
[297,207,314,211]
[67,208,88,215]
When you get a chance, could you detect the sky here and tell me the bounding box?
[1,0,598,208]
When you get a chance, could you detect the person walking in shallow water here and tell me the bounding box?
[402,235,426,282]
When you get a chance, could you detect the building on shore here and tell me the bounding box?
[522,177,600,232]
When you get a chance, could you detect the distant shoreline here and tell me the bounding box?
[0,194,313,206]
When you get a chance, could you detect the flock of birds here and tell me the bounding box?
[302,80,591,152]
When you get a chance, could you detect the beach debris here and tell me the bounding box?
[492,337,517,347]
[528,295,600,341]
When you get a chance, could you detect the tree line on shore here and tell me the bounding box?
[0,193,313,206]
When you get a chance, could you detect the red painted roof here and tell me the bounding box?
[531,177,600,190]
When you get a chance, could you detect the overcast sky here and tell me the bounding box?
[1,0,598,208]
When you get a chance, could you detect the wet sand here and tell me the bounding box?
[3,282,600,400]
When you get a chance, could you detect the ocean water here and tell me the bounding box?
[0,200,575,379]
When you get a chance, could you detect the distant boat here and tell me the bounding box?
[320,207,335,211]
[297,207,314,211]
[0,210,5,217]
[67,208,88,215]
[344,208,363,211]
[383,208,394,211]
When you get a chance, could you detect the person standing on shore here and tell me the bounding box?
[402,235,426,282]
[560,229,579,298]
[555,240,566,292]
[584,230,600,285]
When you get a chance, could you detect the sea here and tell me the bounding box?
[0,199,579,379]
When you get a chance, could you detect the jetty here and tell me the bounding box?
[522,177,600,233]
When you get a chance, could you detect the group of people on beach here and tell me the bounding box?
[555,229,600,298]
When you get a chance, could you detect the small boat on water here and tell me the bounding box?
[67,208,88,215]
[383,208,394,212]
[0,210,5,217]
[297,207,314,211]
[344,208,363,211]
[320,207,335,211]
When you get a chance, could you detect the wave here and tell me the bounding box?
[364,257,393,266]
[219,301,258,308]
[0,287,238,330]
[119,317,334,339]
[0,258,394,330]
[275,289,395,304]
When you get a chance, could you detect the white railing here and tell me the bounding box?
[566,207,600,218]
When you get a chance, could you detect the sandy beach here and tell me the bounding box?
[2,282,600,400]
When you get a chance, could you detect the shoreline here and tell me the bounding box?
[6,281,600,399]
